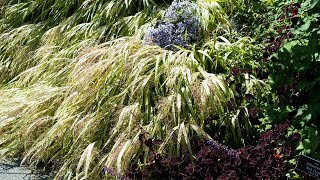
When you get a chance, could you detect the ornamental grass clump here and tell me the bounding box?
[0,0,266,179]
[143,0,199,50]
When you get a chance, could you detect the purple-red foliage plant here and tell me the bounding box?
[125,122,301,179]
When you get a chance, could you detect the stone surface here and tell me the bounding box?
[0,160,52,180]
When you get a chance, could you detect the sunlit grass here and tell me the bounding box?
[0,0,265,179]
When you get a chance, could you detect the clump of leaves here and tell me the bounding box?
[127,122,299,179]
[259,0,320,160]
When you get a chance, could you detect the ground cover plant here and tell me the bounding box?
[126,122,300,179]
[0,0,319,179]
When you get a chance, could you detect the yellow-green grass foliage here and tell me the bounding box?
[0,0,264,179]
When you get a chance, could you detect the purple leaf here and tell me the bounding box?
[290,132,301,141]
[145,138,153,148]
[245,94,256,100]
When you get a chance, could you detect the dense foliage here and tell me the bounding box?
[126,122,299,179]
[0,0,319,179]
[265,0,320,159]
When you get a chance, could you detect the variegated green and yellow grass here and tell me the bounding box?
[0,0,265,179]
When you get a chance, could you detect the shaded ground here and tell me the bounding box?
[0,159,53,180]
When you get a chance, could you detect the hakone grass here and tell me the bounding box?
[0,0,265,179]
